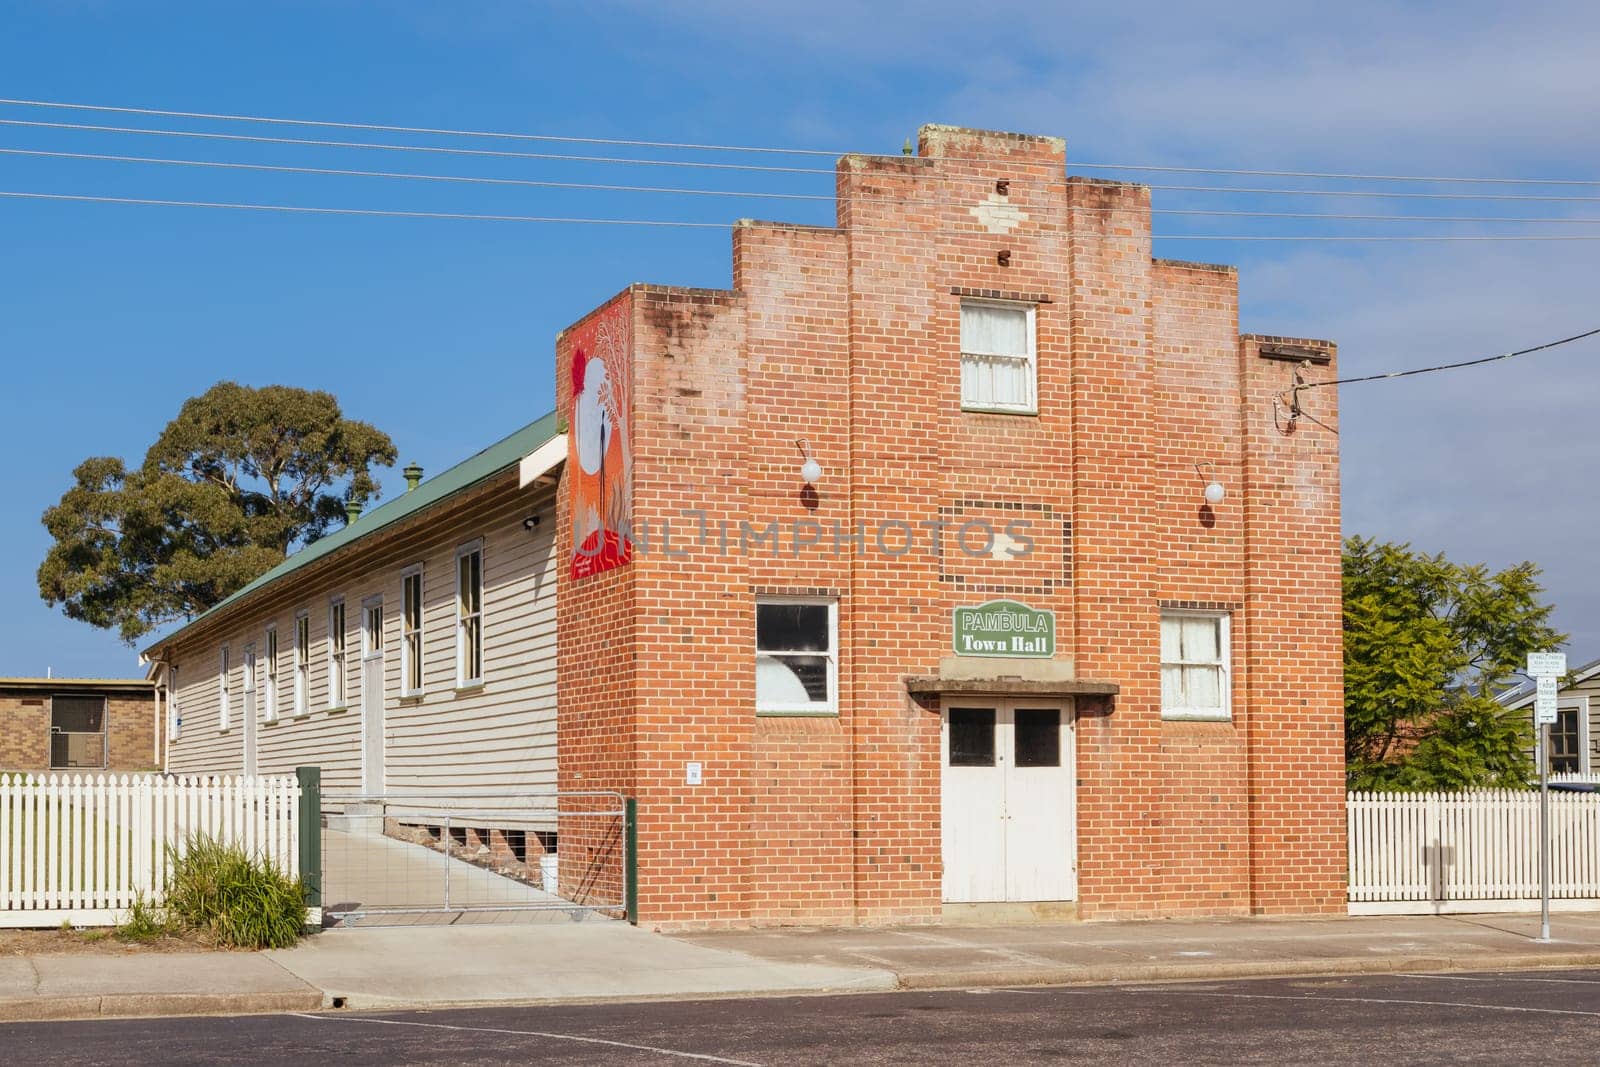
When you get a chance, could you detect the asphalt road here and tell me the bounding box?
[5,969,1599,1065]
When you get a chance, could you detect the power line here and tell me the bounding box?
[0,118,844,177]
[9,146,1600,226]
[1300,328,1600,389]
[10,187,1600,240]
[5,96,1599,189]
[0,147,839,203]
[9,117,1600,207]
[10,116,1600,206]
[1145,182,1600,205]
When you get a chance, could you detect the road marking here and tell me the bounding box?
[286,1013,765,1066]
[1098,990,1600,1018]
[1396,972,1600,986]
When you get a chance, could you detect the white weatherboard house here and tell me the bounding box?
[142,413,567,800]
[1500,654,1600,776]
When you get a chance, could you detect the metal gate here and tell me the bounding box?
[316,790,631,926]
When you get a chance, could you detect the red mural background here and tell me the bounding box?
[567,302,633,580]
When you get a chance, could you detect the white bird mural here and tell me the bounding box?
[571,339,630,568]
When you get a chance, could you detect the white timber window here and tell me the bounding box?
[263,625,279,722]
[328,597,348,708]
[293,611,310,717]
[242,644,256,700]
[755,598,838,716]
[456,542,484,688]
[1160,610,1232,721]
[401,564,425,697]
[168,665,182,742]
[960,300,1037,414]
[219,645,232,732]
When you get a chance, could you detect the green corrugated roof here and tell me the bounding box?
[143,410,560,658]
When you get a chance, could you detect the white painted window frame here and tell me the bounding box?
[168,664,182,742]
[328,596,348,709]
[959,298,1038,415]
[1547,696,1591,776]
[455,540,485,690]
[755,596,839,717]
[293,610,310,717]
[263,624,279,723]
[218,645,232,733]
[400,563,425,698]
[1159,609,1233,722]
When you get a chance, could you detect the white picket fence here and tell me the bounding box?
[0,772,300,927]
[1348,789,1600,914]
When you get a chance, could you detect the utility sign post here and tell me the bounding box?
[1527,650,1566,943]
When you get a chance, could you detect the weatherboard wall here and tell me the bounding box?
[162,472,559,800]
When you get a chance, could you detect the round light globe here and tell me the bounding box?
[1203,481,1226,505]
[801,458,823,485]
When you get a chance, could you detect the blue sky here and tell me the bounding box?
[3,1,1598,677]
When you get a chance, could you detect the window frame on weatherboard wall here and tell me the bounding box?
[755,597,838,716]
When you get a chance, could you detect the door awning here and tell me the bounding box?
[904,676,1120,698]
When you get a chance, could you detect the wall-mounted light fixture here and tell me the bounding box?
[796,439,823,485]
[1195,462,1226,505]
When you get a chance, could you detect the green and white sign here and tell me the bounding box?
[952,599,1055,658]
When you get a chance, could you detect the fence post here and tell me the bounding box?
[624,797,638,925]
[296,766,322,925]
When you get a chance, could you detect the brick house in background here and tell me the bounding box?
[0,678,161,774]
[150,122,1344,928]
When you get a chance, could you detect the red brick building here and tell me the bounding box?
[0,678,161,774]
[555,124,1344,928]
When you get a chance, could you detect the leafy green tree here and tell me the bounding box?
[38,382,397,643]
[1344,536,1565,790]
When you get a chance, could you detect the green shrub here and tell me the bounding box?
[164,837,307,950]
[116,894,174,942]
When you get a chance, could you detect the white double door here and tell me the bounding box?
[942,700,1076,903]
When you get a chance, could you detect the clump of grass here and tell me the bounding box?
[116,894,175,943]
[164,837,307,950]
[78,928,112,943]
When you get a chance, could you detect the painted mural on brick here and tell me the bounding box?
[568,303,633,580]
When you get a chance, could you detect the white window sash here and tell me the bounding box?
[263,627,279,722]
[328,598,347,709]
[401,565,425,697]
[293,612,310,717]
[960,301,1037,413]
[219,646,232,732]
[1159,612,1232,721]
[755,599,838,715]
[456,542,484,688]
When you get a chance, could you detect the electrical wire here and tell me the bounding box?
[5,96,1599,189]
[0,118,844,176]
[8,146,1600,226]
[1298,327,1600,389]
[10,117,1600,207]
[10,188,1600,241]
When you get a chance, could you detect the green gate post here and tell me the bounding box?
[624,797,638,925]
[296,766,322,923]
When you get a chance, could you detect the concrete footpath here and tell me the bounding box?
[5,911,1600,1022]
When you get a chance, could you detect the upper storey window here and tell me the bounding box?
[960,301,1036,414]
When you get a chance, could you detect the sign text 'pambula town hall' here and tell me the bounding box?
[951,600,1056,658]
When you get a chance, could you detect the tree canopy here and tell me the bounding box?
[38,382,397,643]
[1344,535,1565,791]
